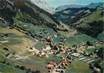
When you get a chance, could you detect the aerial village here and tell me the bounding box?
[0,0,104,73]
[0,25,103,73]
[22,36,103,73]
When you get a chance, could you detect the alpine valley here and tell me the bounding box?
[0,0,104,73]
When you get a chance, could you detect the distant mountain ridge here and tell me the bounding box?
[55,2,104,12]
[56,4,85,12]
[54,2,104,24]
[54,2,104,39]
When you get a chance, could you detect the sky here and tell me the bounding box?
[47,0,104,8]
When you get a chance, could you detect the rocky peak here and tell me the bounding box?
[31,0,54,14]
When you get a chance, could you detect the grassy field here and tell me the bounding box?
[64,33,97,47]
[66,60,91,73]
[0,26,34,53]
[0,63,26,73]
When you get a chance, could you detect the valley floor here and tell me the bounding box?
[0,26,103,73]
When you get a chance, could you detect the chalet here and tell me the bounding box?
[76,44,87,54]
[52,69,65,73]
[61,59,71,68]
[56,69,65,73]
[28,47,40,55]
[47,61,57,70]
[43,45,51,51]
[71,53,80,57]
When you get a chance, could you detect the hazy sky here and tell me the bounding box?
[47,0,104,8]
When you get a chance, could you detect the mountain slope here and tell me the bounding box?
[54,2,104,24]
[0,0,60,73]
[0,0,59,30]
[0,1,104,73]
[74,8,104,38]
[54,3,104,39]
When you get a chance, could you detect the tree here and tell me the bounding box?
[86,41,93,46]
[97,47,104,59]
[0,0,7,9]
